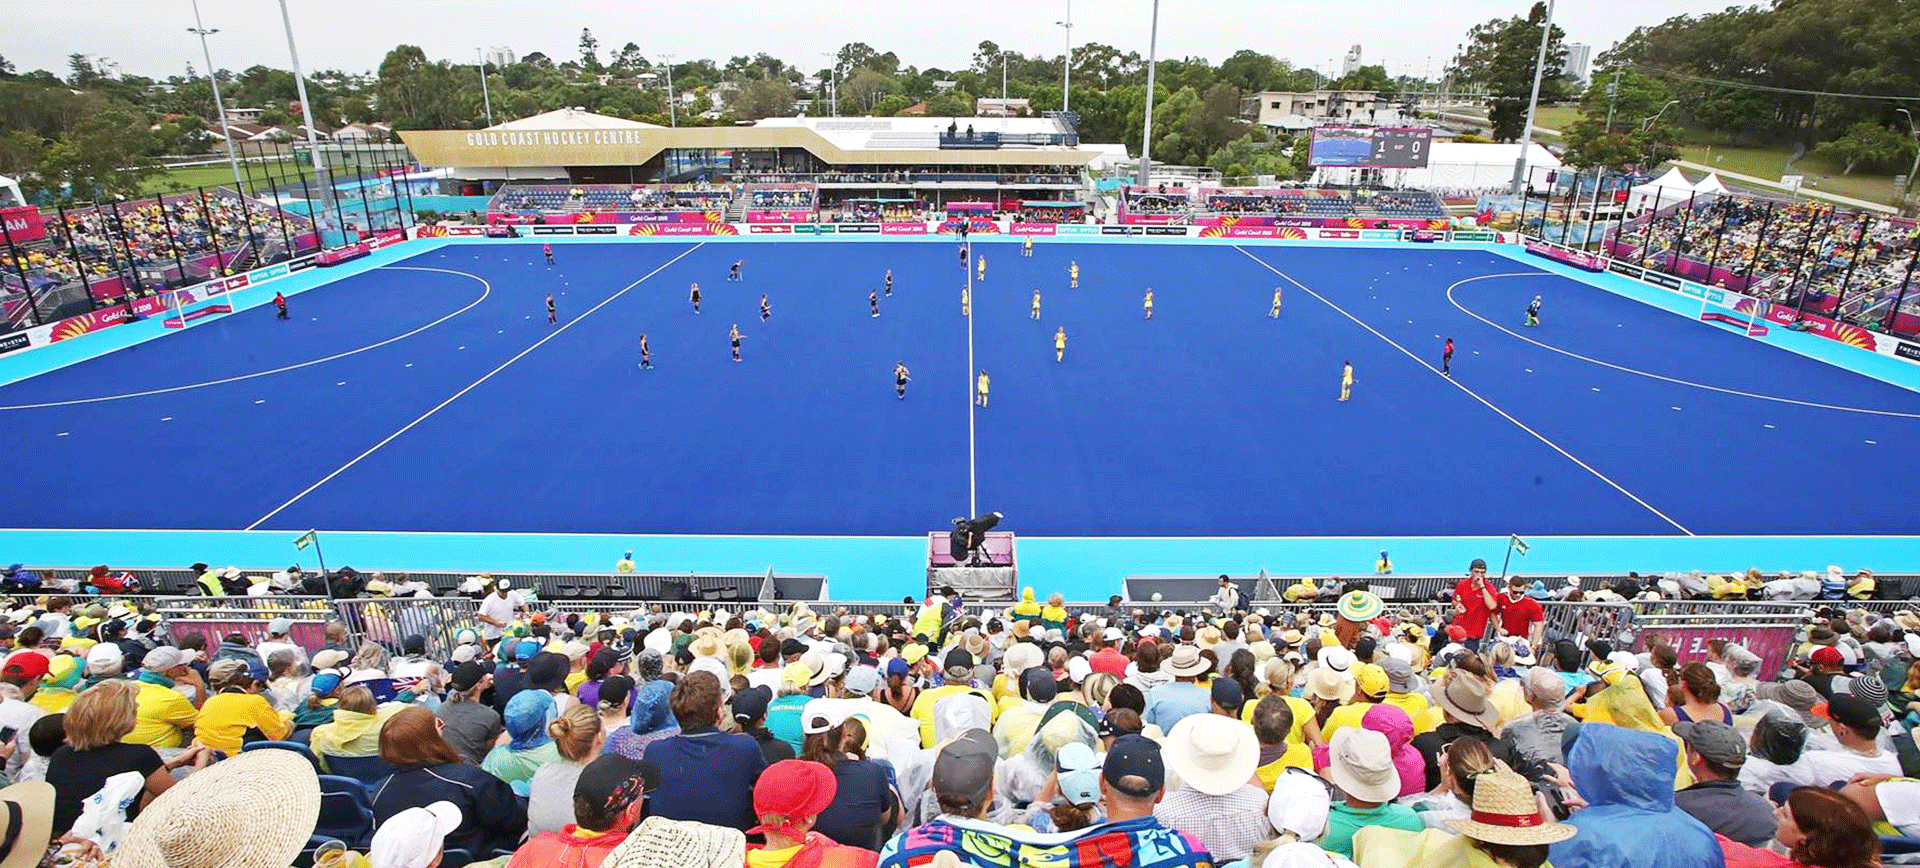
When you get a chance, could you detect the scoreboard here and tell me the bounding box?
[1308,127,1433,168]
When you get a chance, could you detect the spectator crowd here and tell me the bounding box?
[0,564,1908,868]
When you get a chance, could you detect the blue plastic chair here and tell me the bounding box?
[241,741,322,773]
[315,752,394,789]
[310,775,376,847]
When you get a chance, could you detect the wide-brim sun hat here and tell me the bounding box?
[1336,590,1383,622]
[112,748,320,868]
[602,815,746,868]
[1445,769,1577,845]
[1326,728,1399,803]
[1306,665,1355,702]
[0,781,53,868]
[1164,713,1259,796]
[1164,644,1212,678]
[1434,671,1504,732]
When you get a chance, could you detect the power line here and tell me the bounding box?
[1631,65,1920,103]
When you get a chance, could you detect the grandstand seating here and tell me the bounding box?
[1351,189,1447,219]
[489,183,735,215]
[1200,188,1356,217]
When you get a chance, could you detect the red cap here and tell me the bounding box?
[2,651,49,680]
[1811,646,1843,667]
[1090,647,1130,679]
[749,759,838,838]
[1446,625,1468,642]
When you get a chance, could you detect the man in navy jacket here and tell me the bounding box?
[644,670,768,830]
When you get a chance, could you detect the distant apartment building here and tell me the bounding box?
[1240,90,1396,130]
[1564,43,1592,83]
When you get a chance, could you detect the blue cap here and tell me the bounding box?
[886,657,909,678]
[515,639,541,662]
[311,673,342,695]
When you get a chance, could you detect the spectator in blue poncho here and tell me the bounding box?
[1550,723,1725,868]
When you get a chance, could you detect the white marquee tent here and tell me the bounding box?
[1627,167,1698,211]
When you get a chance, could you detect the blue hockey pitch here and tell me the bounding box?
[6,239,1918,538]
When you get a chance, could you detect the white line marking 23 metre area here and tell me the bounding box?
[1233,245,1694,536]
[245,243,706,530]
[0,265,492,412]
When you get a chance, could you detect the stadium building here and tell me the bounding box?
[399,108,1108,223]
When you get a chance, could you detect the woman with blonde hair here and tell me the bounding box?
[1248,657,1320,747]
[310,685,401,766]
[1039,593,1069,635]
[525,703,606,834]
[46,680,207,837]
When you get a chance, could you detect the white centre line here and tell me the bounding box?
[1234,245,1693,536]
[246,242,706,531]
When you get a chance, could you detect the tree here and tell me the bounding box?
[925,90,974,118]
[579,29,602,74]
[1471,2,1568,142]
[31,103,159,202]
[610,42,646,74]
[1559,117,1678,171]
[972,41,1003,77]
[872,94,912,116]
[0,56,14,78]
[1334,64,1393,94]
[66,54,96,88]
[1205,131,1299,182]
[1574,69,1671,133]
[521,51,552,68]
[376,45,466,129]
[1815,121,1914,174]
[732,78,794,120]
[841,69,900,114]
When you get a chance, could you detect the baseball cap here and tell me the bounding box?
[450,645,480,664]
[367,801,462,868]
[1810,646,1843,668]
[1210,678,1244,712]
[1056,742,1101,806]
[574,754,661,821]
[750,760,839,837]
[449,661,487,693]
[1445,625,1468,643]
[929,729,997,807]
[1821,695,1883,731]
[780,638,808,658]
[943,648,974,680]
[1470,558,1487,571]
[1674,721,1746,769]
[730,685,773,724]
[843,665,882,697]
[1103,734,1166,798]
[1354,663,1389,698]
[142,647,189,671]
[311,672,343,695]
[311,649,350,672]
[885,657,909,678]
[267,617,292,635]
[800,700,851,736]
[84,644,121,674]
[402,634,428,656]
[1020,667,1057,702]
[1,651,48,680]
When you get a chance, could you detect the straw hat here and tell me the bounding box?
[1445,769,1576,845]
[1196,626,1223,650]
[688,633,725,660]
[0,782,53,868]
[113,748,320,868]
[1002,641,1044,675]
[1164,644,1212,678]
[1336,591,1382,622]
[1164,714,1259,796]
[602,816,746,868]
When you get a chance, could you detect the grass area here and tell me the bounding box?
[1676,140,1906,206]
[138,158,312,195]
[1530,105,1581,132]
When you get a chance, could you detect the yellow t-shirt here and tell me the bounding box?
[30,689,75,715]
[129,680,199,749]
[195,692,291,753]
[1384,692,1431,726]
[1255,745,1316,791]
[565,671,589,694]
[1055,334,1066,349]
[1242,694,1315,746]
[1320,701,1377,742]
[747,845,803,868]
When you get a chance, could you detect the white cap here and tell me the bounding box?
[1065,656,1091,684]
[267,617,292,635]
[367,801,462,868]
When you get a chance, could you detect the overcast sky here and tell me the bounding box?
[11,0,1738,81]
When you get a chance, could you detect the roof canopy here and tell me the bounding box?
[487,108,662,131]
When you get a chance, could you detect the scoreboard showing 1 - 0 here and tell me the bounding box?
[1308,126,1433,168]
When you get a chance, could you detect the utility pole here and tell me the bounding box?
[1508,0,1558,196]
[1137,0,1161,187]
[1899,109,1919,216]
[1603,69,1621,133]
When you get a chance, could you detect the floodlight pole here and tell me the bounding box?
[1056,0,1074,113]
[275,0,331,244]
[476,48,494,127]
[1137,0,1160,187]
[662,54,677,127]
[188,0,247,199]
[1508,0,1557,195]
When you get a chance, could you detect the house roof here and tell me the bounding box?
[486,108,662,131]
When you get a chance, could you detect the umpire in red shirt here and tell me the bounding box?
[1452,558,1503,651]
